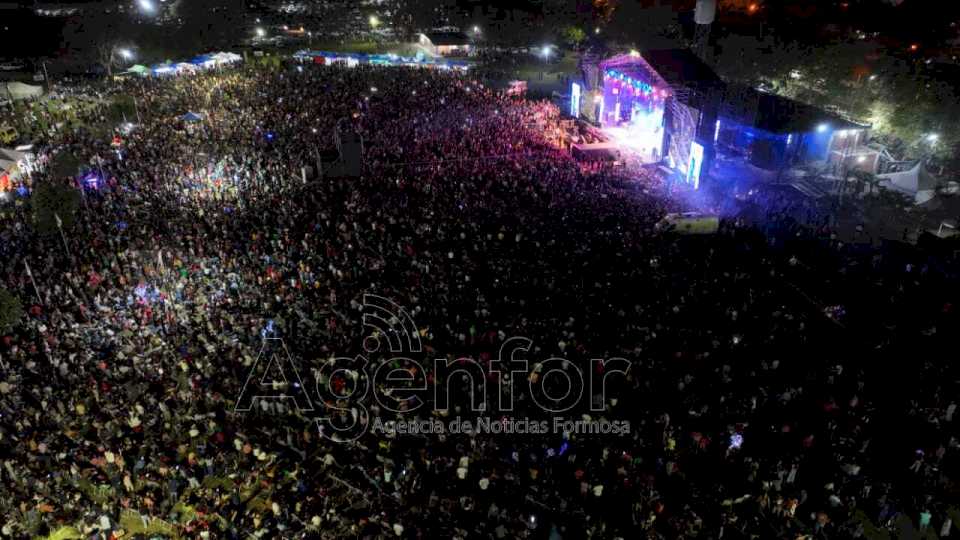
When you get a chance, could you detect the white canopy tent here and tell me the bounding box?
[0,148,28,168]
[877,161,939,205]
[3,82,44,101]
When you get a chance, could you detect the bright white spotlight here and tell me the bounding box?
[118,48,134,60]
[138,0,155,13]
[927,133,939,142]
[817,123,829,133]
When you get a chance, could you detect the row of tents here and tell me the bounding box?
[124,52,243,78]
[292,50,469,71]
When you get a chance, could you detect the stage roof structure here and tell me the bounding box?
[723,84,870,135]
[601,49,723,107]
[423,32,471,46]
[600,53,672,94]
[641,49,724,91]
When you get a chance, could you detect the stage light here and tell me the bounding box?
[927,133,939,142]
[817,123,829,133]
[857,156,866,163]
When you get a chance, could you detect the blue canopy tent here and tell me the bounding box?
[293,49,469,71]
[151,63,176,76]
[191,54,214,66]
[180,111,203,122]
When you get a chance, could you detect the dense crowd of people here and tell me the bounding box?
[0,62,959,539]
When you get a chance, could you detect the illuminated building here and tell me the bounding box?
[716,83,871,171]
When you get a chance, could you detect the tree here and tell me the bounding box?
[395,0,441,40]
[0,288,23,333]
[48,152,83,181]
[606,0,682,46]
[562,26,587,49]
[95,41,123,78]
[173,0,246,56]
[60,10,128,74]
[592,0,618,23]
[106,95,138,125]
[31,182,81,236]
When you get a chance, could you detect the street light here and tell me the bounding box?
[541,45,552,60]
[369,15,379,28]
[137,0,155,14]
[256,27,266,38]
[927,133,939,143]
[118,48,134,61]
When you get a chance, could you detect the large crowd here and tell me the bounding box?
[1,62,959,539]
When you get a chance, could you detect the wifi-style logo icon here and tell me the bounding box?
[361,294,422,354]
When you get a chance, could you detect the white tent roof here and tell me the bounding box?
[878,161,937,193]
[3,81,43,101]
[0,148,27,163]
[208,52,242,64]
[877,160,938,204]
